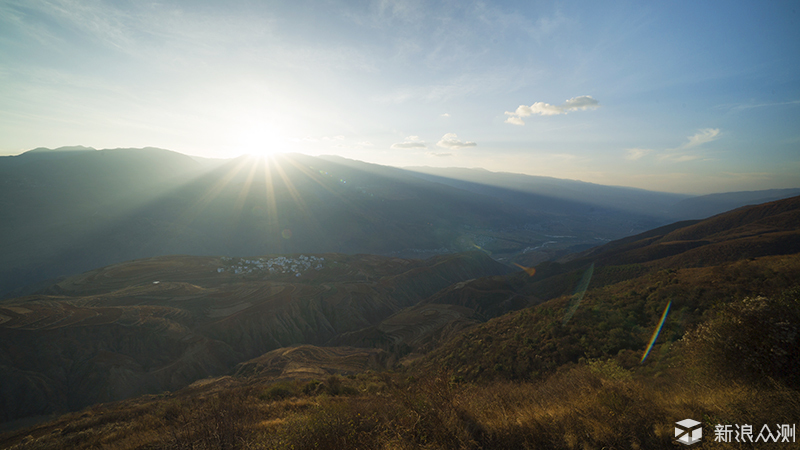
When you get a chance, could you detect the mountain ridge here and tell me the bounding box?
[1,147,691,299]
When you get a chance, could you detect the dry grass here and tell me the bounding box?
[3,268,798,449]
[2,357,798,450]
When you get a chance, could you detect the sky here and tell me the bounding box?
[1,0,799,194]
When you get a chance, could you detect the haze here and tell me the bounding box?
[1,0,798,194]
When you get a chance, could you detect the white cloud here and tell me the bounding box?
[625,148,652,161]
[504,116,525,126]
[391,135,427,149]
[504,95,599,125]
[441,113,450,117]
[437,133,476,149]
[682,128,720,149]
[427,152,454,157]
[563,96,600,110]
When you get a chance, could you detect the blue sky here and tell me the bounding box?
[1,0,798,194]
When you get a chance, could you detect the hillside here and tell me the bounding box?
[666,188,800,219]
[329,195,800,362]
[407,196,800,378]
[0,251,510,423]
[414,253,800,381]
[1,167,799,445]
[567,195,800,270]
[1,198,799,449]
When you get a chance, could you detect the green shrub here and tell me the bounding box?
[587,358,632,381]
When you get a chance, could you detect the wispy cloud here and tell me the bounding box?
[659,128,721,162]
[427,152,453,157]
[440,113,450,117]
[437,133,476,149]
[681,128,720,149]
[375,68,524,104]
[625,148,652,161]
[657,153,702,163]
[717,99,800,113]
[505,95,599,125]
[391,135,426,149]
[629,128,721,163]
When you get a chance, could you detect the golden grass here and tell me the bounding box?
[3,259,798,449]
[2,356,798,450]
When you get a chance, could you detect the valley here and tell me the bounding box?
[0,251,511,423]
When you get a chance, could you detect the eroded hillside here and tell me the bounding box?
[0,251,510,423]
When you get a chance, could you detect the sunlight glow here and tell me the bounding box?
[562,263,594,325]
[235,123,288,157]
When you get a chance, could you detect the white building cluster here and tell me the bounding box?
[216,255,324,277]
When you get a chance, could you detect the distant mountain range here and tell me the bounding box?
[404,165,800,220]
[1,146,798,301]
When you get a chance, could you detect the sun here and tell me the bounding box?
[235,123,288,158]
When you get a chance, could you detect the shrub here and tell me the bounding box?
[685,288,800,387]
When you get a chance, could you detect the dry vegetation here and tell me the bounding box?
[3,198,799,449]
[2,281,798,449]
[2,357,798,449]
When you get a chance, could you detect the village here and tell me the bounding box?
[217,255,325,277]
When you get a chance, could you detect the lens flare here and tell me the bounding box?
[471,243,492,255]
[513,262,536,277]
[562,263,594,325]
[640,300,671,364]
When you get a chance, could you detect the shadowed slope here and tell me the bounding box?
[1,147,699,299]
[409,197,800,381]
[338,196,800,361]
[0,251,510,423]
